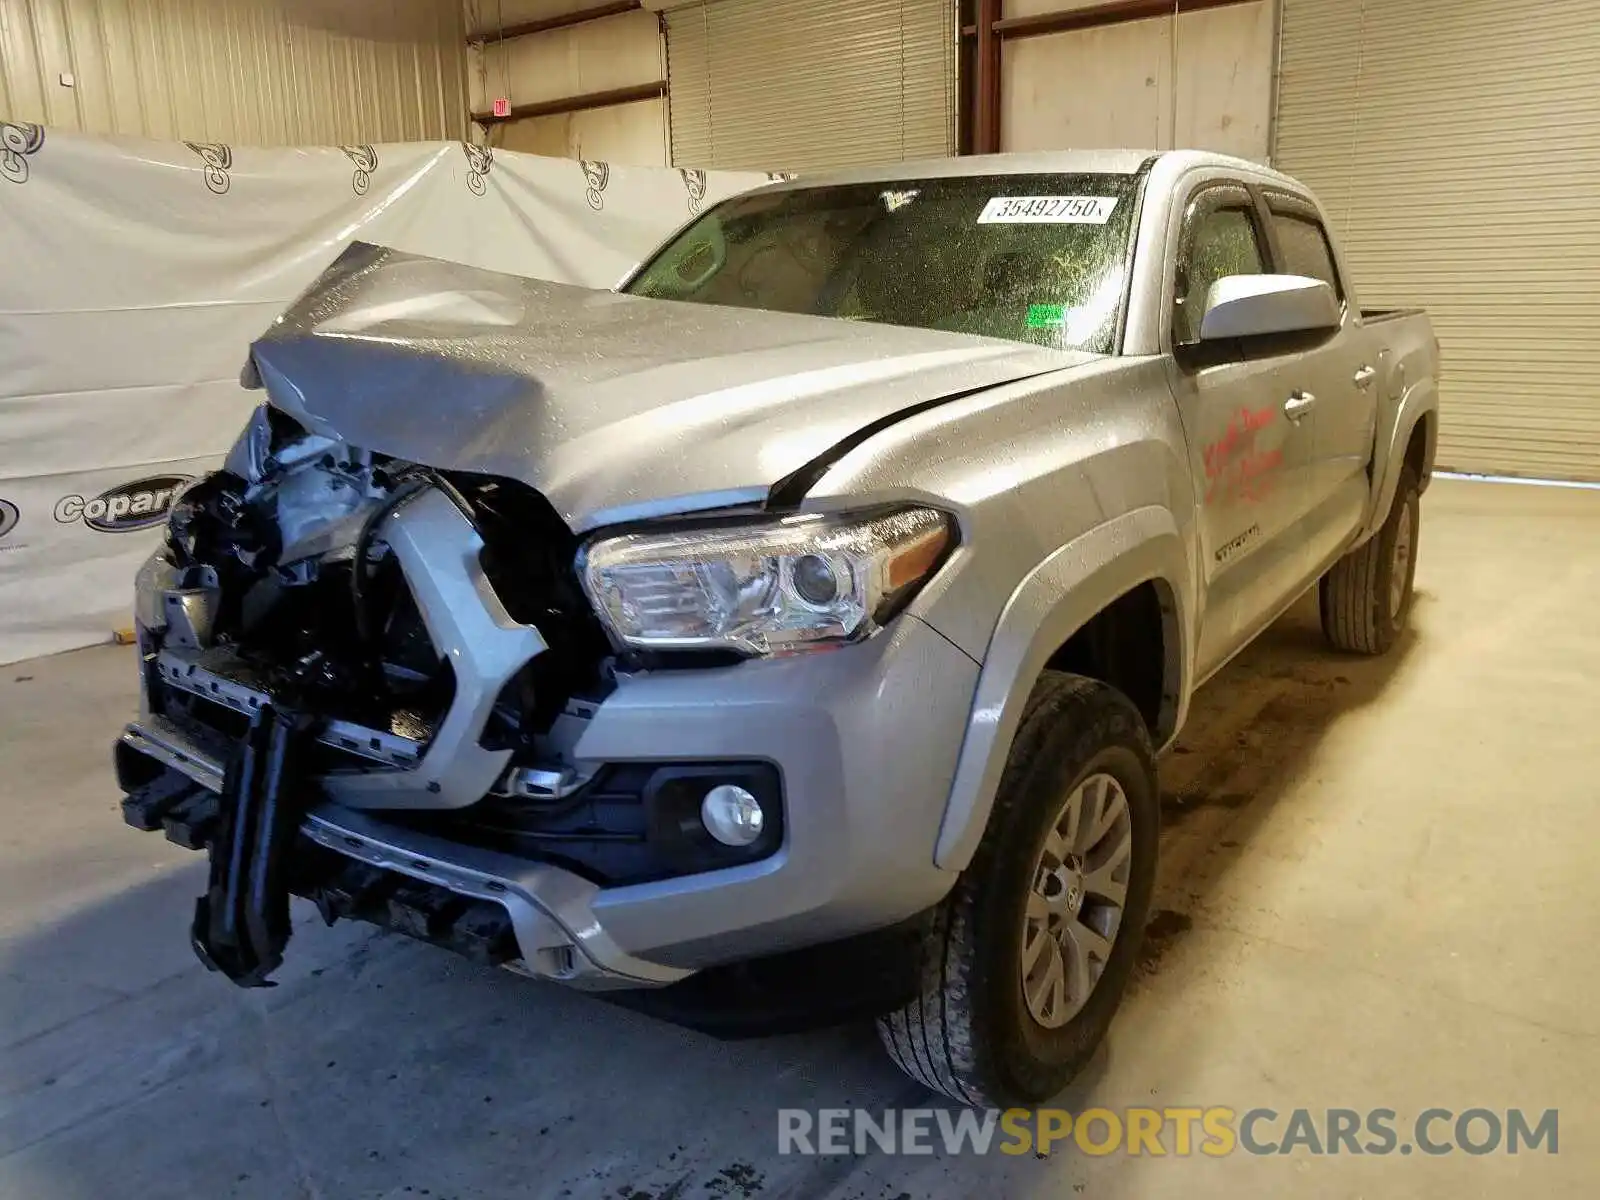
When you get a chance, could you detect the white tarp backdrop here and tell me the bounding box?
[0,124,772,665]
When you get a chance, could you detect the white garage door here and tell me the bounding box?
[665,0,955,172]
[1275,0,1600,480]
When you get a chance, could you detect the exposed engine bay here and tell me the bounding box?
[128,407,630,985]
[164,405,610,753]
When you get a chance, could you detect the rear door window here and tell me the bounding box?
[1271,210,1344,301]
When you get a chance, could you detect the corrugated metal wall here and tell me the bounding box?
[468,9,661,115]
[666,0,956,172]
[1001,0,1276,162]
[490,97,668,164]
[1275,0,1600,480]
[466,1,668,164]
[0,0,467,145]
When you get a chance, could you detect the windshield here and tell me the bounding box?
[623,172,1142,354]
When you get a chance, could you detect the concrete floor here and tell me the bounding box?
[2,477,1597,1199]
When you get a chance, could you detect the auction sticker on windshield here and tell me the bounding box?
[978,196,1118,224]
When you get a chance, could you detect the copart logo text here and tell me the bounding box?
[53,475,193,533]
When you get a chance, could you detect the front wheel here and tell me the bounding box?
[1320,466,1421,655]
[876,672,1159,1107]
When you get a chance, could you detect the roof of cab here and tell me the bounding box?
[753,148,1289,190]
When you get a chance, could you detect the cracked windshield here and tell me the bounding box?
[625,173,1140,353]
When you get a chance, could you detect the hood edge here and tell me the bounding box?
[765,364,1076,509]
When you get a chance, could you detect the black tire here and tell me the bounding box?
[876,672,1159,1107]
[1319,466,1421,655]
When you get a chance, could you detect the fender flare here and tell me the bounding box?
[932,506,1193,872]
[1359,377,1439,542]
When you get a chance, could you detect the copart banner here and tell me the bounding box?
[0,123,770,664]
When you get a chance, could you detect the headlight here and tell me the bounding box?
[580,507,953,656]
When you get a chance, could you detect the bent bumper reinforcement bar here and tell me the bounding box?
[191,704,314,987]
[118,717,692,991]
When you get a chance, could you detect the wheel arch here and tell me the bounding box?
[1404,410,1435,489]
[1362,377,1439,542]
[932,507,1193,872]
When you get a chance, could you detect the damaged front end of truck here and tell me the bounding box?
[112,239,1057,1022]
[118,401,820,996]
[117,408,674,986]
[112,244,819,993]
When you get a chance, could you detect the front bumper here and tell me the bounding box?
[119,721,688,988]
[127,479,979,985]
[122,609,978,983]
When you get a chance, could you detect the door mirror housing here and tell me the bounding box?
[1198,274,1341,343]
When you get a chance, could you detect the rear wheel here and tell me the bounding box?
[876,672,1158,1106]
[1320,466,1421,655]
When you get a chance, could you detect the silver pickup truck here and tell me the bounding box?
[115,149,1438,1107]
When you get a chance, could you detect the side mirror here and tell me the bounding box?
[1198,274,1340,343]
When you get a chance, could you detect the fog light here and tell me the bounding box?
[701,784,764,847]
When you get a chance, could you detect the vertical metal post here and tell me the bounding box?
[1266,0,1286,165]
[974,0,1002,153]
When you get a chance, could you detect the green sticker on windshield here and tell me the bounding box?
[1026,303,1067,328]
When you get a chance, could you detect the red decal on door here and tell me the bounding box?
[1202,405,1283,504]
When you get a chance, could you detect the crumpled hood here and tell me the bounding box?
[246,242,1093,531]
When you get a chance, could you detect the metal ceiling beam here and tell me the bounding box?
[472,80,666,125]
[959,0,1261,151]
[963,0,1257,42]
[468,1,642,46]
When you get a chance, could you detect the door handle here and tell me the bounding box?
[1284,390,1317,421]
[1353,365,1377,390]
